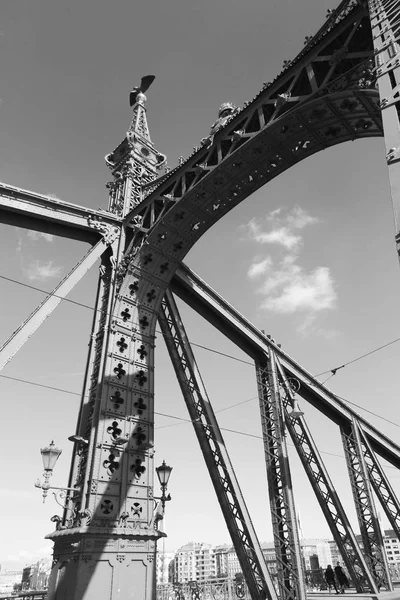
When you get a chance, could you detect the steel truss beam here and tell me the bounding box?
[172,263,400,468]
[341,418,393,589]
[158,288,278,600]
[124,2,381,235]
[0,182,121,243]
[256,356,305,600]
[358,428,400,538]
[0,231,118,372]
[274,357,379,593]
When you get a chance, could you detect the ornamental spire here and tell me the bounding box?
[128,93,151,143]
[127,74,155,144]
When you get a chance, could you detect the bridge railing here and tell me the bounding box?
[157,577,251,600]
[0,592,47,600]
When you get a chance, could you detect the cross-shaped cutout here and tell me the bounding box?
[137,344,147,360]
[325,126,341,137]
[133,426,146,446]
[107,421,122,440]
[131,458,146,479]
[340,99,357,112]
[131,502,142,517]
[135,370,147,387]
[110,390,124,409]
[139,316,149,329]
[174,241,183,251]
[113,363,126,380]
[103,452,120,475]
[116,337,128,353]
[174,212,185,221]
[101,499,114,515]
[146,289,156,303]
[121,308,131,322]
[160,262,169,274]
[143,254,153,265]
[129,281,139,296]
[134,397,147,415]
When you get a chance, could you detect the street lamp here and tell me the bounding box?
[34,440,77,504]
[155,460,173,509]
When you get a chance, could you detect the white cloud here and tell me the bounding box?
[245,207,318,251]
[261,265,336,313]
[285,206,319,230]
[246,219,301,249]
[245,206,336,334]
[27,231,54,242]
[248,257,272,278]
[26,260,63,281]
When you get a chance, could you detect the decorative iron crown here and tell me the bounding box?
[218,102,236,117]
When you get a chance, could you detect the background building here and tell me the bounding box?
[384,529,400,568]
[0,569,23,595]
[173,542,216,583]
[301,539,332,570]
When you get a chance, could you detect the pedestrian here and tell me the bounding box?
[325,565,339,594]
[334,562,349,593]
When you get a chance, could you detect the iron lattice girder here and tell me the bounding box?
[256,357,306,600]
[274,360,378,594]
[125,4,380,231]
[341,419,392,588]
[158,289,278,600]
[0,181,121,243]
[171,263,400,468]
[358,428,400,538]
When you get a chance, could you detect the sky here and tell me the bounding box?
[1,0,400,573]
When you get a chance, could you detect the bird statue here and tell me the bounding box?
[129,75,155,106]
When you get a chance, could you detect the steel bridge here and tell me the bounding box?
[2,0,400,598]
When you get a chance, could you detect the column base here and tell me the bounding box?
[46,526,165,600]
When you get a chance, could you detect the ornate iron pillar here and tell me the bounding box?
[256,350,306,600]
[46,91,167,599]
[341,417,393,590]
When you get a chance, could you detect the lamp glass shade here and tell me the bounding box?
[40,440,62,471]
[156,460,172,487]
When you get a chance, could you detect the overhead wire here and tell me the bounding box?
[1,273,400,431]
[1,369,400,474]
[0,274,254,366]
[2,273,400,376]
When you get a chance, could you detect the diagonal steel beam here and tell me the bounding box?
[159,288,278,600]
[0,181,121,243]
[358,427,400,539]
[0,229,119,371]
[341,417,392,590]
[172,263,400,468]
[256,354,306,600]
[275,358,379,594]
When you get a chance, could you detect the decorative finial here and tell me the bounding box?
[129,75,155,107]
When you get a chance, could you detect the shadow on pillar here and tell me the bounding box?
[45,376,164,600]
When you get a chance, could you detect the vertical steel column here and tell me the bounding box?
[368,0,400,260]
[359,427,400,538]
[341,417,393,590]
[256,352,306,600]
[275,360,379,594]
[158,289,278,600]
